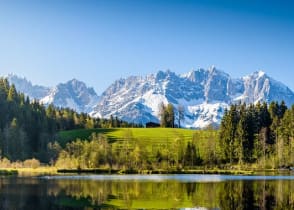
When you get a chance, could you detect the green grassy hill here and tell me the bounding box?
[56,128,219,169]
[57,128,218,150]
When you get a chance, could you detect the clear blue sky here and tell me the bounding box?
[0,0,293,93]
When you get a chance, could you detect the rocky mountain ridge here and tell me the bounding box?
[5,67,294,128]
[91,67,294,128]
[7,74,99,113]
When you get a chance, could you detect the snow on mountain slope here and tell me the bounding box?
[239,71,294,106]
[39,79,99,113]
[7,75,99,113]
[92,67,294,128]
[7,74,50,100]
[5,67,294,128]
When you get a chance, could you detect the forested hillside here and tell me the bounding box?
[1,77,294,171]
[55,102,294,171]
[0,78,139,163]
[219,101,294,168]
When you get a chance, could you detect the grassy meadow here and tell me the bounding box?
[58,128,217,145]
[55,127,222,173]
[57,128,219,161]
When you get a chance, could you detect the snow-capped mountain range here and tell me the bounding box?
[5,67,294,128]
[7,74,99,113]
[91,67,294,128]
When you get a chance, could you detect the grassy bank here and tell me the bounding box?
[0,167,58,176]
[56,128,219,170]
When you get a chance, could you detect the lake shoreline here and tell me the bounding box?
[1,167,293,177]
[57,168,254,175]
[57,168,294,176]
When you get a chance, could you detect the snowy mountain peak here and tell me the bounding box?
[92,67,294,128]
[68,78,81,86]
[62,78,97,96]
[257,70,266,77]
[208,65,216,72]
[5,67,294,129]
[7,74,51,100]
[6,75,99,113]
[251,70,266,79]
[155,69,177,82]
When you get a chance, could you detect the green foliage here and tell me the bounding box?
[176,105,185,128]
[55,134,113,169]
[2,76,294,170]
[0,78,56,161]
[0,78,140,163]
[184,142,202,167]
[56,128,218,170]
[219,101,294,168]
[159,103,175,128]
[219,105,240,163]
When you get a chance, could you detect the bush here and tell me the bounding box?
[23,158,40,169]
[0,158,11,168]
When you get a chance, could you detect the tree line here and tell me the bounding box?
[159,103,184,128]
[54,131,205,170]
[0,78,140,162]
[55,101,294,171]
[219,101,294,168]
[1,76,294,170]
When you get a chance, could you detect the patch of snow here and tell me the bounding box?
[65,98,80,112]
[258,70,265,78]
[177,98,204,107]
[40,87,57,105]
[141,91,168,115]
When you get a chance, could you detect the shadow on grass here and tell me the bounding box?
[56,128,120,146]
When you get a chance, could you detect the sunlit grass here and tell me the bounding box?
[57,127,217,146]
[1,167,58,176]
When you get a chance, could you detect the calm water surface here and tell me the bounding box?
[1,174,294,210]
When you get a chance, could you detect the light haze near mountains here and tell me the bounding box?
[0,0,294,93]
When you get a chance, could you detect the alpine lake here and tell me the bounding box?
[1,174,294,210]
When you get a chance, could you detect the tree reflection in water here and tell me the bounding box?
[0,177,294,209]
